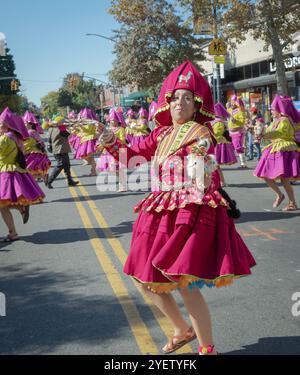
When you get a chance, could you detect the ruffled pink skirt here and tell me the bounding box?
[124,203,256,293]
[25,153,51,176]
[254,147,300,180]
[0,172,45,207]
[215,143,237,165]
[74,139,97,159]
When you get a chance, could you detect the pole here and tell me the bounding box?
[212,0,220,103]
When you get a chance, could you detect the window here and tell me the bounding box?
[252,63,259,78]
[260,60,269,75]
[236,67,244,80]
[245,64,252,79]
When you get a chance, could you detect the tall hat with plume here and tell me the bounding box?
[214,103,230,120]
[0,107,29,139]
[153,60,215,127]
[138,107,148,119]
[126,108,135,118]
[23,111,44,134]
[108,108,120,123]
[271,95,300,124]
[78,108,98,121]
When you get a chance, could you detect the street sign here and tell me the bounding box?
[214,55,225,64]
[208,38,227,55]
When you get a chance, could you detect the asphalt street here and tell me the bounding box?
[0,155,299,355]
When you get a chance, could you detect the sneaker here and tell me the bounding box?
[68,180,79,186]
[47,182,53,189]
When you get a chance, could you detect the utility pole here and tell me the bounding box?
[212,0,220,103]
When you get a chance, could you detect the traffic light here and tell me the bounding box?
[10,79,18,91]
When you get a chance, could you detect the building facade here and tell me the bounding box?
[200,32,300,114]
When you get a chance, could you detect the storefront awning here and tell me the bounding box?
[223,71,295,90]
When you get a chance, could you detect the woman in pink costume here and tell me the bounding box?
[212,103,237,186]
[227,95,248,168]
[254,95,300,211]
[74,108,98,176]
[23,119,51,184]
[99,61,256,355]
[125,108,136,127]
[97,108,126,173]
[0,108,45,242]
[126,107,150,146]
[23,111,44,135]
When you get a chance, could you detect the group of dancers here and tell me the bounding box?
[0,60,299,355]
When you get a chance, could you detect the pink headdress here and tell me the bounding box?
[230,95,245,109]
[154,60,215,127]
[23,111,44,134]
[148,101,158,121]
[108,108,120,123]
[0,107,29,139]
[138,107,148,119]
[68,111,77,119]
[126,108,135,118]
[116,111,126,127]
[271,95,300,124]
[78,108,98,121]
[214,103,230,120]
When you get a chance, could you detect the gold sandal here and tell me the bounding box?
[162,326,196,354]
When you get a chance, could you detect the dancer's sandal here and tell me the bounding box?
[282,202,298,211]
[273,194,285,208]
[1,233,20,243]
[162,326,197,354]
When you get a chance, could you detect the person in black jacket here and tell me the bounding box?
[47,116,79,189]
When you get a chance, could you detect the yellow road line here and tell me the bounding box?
[68,186,158,355]
[72,171,194,354]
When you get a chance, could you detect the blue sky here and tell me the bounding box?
[1,0,119,105]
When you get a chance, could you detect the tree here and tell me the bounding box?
[40,91,60,117]
[0,47,22,112]
[108,0,205,96]
[41,73,104,115]
[185,0,300,95]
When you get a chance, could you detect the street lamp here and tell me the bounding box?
[85,33,116,43]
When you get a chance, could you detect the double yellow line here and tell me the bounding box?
[69,170,193,355]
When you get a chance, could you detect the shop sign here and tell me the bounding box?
[214,55,225,64]
[270,56,300,73]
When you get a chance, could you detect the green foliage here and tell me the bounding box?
[0,47,23,112]
[182,0,300,94]
[41,74,104,115]
[108,0,205,96]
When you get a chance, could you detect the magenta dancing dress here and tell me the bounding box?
[0,133,45,207]
[212,120,237,165]
[74,124,98,159]
[97,127,126,173]
[254,117,300,180]
[105,123,256,294]
[24,131,51,176]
